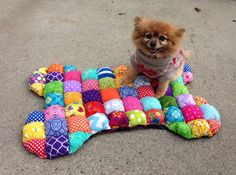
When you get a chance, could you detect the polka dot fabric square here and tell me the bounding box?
[140,97,162,112]
[126,110,147,127]
[118,86,138,99]
[101,88,120,102]
[64,80,82,93]
[47,64,64,74]
[23,139,47,159]
[25,110,45,124]
[181,105,204,123]
[82,90,102,104]
[82,79,99,92]
[67,116,91,133]
[64,65,77,73]
[137,85,155,99]
[194,96,208,106]
[29,73,46,85]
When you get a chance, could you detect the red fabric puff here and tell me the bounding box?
[23,139,47,159]
[47,64,64,74]
[145,109,165,125]
[181,105,204,123]
[122,96,143,112]
[137,85,155,99]
[84,101,105,117]
[108,111,129,129]
[67,116,91,133]
[64,71,82,82]
[207,120,221,135]
[82,79,99,92]
[100,88,121,102]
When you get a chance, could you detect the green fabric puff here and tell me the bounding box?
[43,81,63,98]
[159,96,178,109]
[126,110,147,127]
[166,122,194,139]
[69,131,92,154]
[170,76,184,86]
[82,68,98,81]
[99,77,117,90]
[171,82,189,97]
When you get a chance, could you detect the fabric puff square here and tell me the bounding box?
[64,71,82,82]
[159,96,178,109]
[64,65,77,73]
[176,94,196,108]
[122,96,143,112]
[22,122,46,143]
[30,83,45,96]
[65,103,85,118]
[107,111,129,129]
[64,92,82,106]
[64,80,82,93]
[115,76,134,88]
[23,139,47,159]
[44,105,65,121]
[118,86,138,99]
[145,109,165,125]
[98,77,117,90]
[82,68,98,81]
[113,65,128,77]
[207,120,221,136]
[165,106,185,123]
[48,64,64,74]
[46,134,69,159]
[33,67,47,75]
[84,101,105,117]
[44,93,64,108]
[166,122,194,139]
[182,72,193,84]
[25,110,45,124]
[104,99,125,114]
[134,75,150,88]
[82,90,102,104]
[67,116,91,133]
[183,64,192,73]
[29,72,47,85]
[126,110,147,127]
[69,131,92,154]
[43,81,64,98]
[97,67,115,79]
[181,105,204,123]
[199,104,220,121]
[165,86,173,96]
[140,97,162,112]
[188,119,211,138]
[101,88,121,102]
[82,79,99,92]
[88,113,110,134]
[170,76,184,86]
[171,82,189,97]
[46,72,64,83]
[137,85,155,99]
[194,96,208,106]
[45,117,68,138]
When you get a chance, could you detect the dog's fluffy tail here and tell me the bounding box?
[184,50,192,60]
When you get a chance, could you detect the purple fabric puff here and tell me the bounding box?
[29,73,47,85]
[82,90,102,104]
[46,134,69,159]
[165,85,173,96]
[45,117,68,138]
[64,80,82,93]
[46,72,64,83]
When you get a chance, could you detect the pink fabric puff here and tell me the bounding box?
[137,85,156,99]
[181,105,204,123]
[176,94,196,108]
[122,96,143,112]
[44,105,65,121]
[82,79,99,92]
[182,71,193,84]
[64,70,82,82]
[64,80,82,93]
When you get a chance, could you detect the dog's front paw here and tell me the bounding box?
[156,90,166,99]
[120,76,134,85]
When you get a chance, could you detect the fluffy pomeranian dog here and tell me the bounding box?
[123,17,192,98]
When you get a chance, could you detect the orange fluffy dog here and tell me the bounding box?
[123,17,192,98]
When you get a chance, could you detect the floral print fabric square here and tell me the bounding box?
[118,86,138,99]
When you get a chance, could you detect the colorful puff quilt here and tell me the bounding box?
[23,63,221,159]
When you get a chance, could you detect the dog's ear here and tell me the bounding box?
[175,28,185,37]
[134,16,143,28]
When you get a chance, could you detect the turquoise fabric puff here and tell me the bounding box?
[82,68,98,81]
[199,104,220,121]
[44,93,65,108]
[64,65,77,73]
[140,97,162,111]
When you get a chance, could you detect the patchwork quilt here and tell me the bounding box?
[22,63,221,159]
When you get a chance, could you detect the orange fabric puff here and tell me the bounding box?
[64,92,82,105]
[47,64,64,74]
[67,116,91,133]
[101,88,121,102]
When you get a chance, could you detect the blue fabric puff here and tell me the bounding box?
[183,64,192,73]
[44,93,65,108]
[165,106,185,123]
[25,110,45,124]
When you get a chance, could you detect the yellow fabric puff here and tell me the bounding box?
[30,83,45,97]
[188,119,210,138]
[33,67,48,75]
[65,103,85,118]
[22,122,46,143]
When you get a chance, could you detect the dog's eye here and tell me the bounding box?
[145,33,153,39]
[159,35,167,41]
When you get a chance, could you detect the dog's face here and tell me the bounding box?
[132,17,185,58]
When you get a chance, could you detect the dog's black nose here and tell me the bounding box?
[150,42,156,48]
